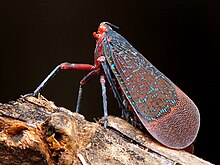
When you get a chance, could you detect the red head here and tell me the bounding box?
[93,22,108,40]
[93,22,118,40]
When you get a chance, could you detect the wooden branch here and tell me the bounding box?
[0,96,213,165]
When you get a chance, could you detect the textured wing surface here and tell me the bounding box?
[103,30,177,122]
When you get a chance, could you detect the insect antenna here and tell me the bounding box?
[102,22,119,29]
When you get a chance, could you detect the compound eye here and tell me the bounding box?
[98,24,107,33]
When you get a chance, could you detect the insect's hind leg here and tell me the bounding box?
[75,69,100,113]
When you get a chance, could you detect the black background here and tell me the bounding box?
[0,0,219,164]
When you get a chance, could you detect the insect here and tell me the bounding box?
[23,22,200,149]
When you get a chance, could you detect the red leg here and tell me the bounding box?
[60,62,95,70]
[23,60,104,97]
[60,56,106,70]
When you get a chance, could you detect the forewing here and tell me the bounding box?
[103,30,178,122]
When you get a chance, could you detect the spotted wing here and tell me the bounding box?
[102,30,177,122]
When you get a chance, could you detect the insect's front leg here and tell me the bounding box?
[21,62,97,98]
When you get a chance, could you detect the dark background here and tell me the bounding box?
[0,0,219,164]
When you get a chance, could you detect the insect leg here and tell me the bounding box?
[22,62,96,97]
[100,75,108,128]
[101,61,142,128]
[101,61,126,111]
[21,64,62,97]
[75,69,100,113]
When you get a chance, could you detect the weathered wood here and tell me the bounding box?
[0,96,213,165]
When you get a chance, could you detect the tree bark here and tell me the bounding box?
[0,96,213,165]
